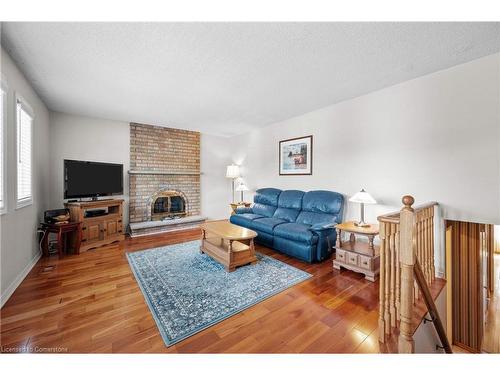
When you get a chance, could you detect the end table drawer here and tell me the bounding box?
[347,252,358,266]
[336,249,346,262]
[359,255,372,270]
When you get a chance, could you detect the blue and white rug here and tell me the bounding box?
[126,240,312,346]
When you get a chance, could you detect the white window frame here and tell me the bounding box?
[0,78,8,214]
[15,93,34,210]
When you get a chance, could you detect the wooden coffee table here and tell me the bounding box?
[200,221,258,272]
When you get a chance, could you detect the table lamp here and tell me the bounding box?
[225,164,240,203]
[349,189,377,227]
[235,182,249,203]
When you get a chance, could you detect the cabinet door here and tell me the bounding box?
[87,223,101,242]
[106,220,118,236]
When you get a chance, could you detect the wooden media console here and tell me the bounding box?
[65,199,125,252]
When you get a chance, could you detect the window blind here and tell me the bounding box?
[16,98,33,206]
[0,87,5,211]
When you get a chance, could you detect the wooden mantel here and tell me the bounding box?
[128,170,202,176]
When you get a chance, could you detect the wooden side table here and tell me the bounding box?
[41,222,82,257]
[333,221,380,282]
[229,202,251,215]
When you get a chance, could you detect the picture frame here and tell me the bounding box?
[279,135,313,175]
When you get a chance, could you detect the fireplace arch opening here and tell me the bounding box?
[150,190,188,220]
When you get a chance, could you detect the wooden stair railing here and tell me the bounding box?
[378,195,451,353]
[414,259,452,353]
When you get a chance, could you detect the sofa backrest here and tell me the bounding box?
[295,190,344,226]
[273,190,304,222]
[252,188,282,217]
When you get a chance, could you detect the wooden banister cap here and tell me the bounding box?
[402,195,415,209]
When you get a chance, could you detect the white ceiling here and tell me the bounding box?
[1,22,499,136]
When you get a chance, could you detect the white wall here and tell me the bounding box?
[230,53,500,226]
[49,112,131,224]
[200,133,234,220]
[0,48,51,305]
[49,112,231,226]
[414,286,447,353]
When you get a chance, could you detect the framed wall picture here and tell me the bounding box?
[279,135,313,175]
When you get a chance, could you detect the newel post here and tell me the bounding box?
[398,195,416,353]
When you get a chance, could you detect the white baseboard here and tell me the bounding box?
[1,251,41,308]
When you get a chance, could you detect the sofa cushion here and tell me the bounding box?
[252,217,287,235]
[252,188,282,217]
[277,190,304,209]
[230,213,264,228]
[273,222,318,244]
[296,211,339,226]
[237,213,264,221]
[253,203,277,218]
[234,206,253,214]
[296,190,344,226]
[254,188,282,206]
[273,207,300,222]
[273,190,304,222]
[301,190,343,215]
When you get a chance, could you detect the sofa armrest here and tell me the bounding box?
[235,207,253,214]
[309,222,336,232]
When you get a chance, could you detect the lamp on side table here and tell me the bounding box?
[230,182,251,215]
[235,181,249,203]
[225,164,240,203]
[349,189,377,227]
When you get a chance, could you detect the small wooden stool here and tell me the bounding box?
[41,222,82,257]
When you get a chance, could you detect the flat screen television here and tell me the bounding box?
[64,159,123,199]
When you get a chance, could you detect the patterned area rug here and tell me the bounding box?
[127,240,312,346]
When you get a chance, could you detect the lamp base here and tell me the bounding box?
[354,221,370,228]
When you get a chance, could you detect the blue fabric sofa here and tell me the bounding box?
[229,188,344,263]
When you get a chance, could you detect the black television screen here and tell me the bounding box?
[64,160,123,199]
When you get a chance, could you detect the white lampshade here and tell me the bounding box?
[225,164,240,179]
[349,189,377,204]
[235,182,249,192]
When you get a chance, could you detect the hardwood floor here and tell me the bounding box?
[0,229,386,353]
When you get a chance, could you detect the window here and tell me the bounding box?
[0,81,6,213]
[16,95,33,208]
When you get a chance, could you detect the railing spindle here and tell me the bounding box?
[430,210,435,282]
[395,227,401,319]
[398,195,416,353]
[415,217,421,300]
[384,223,391,335]
[379,222,387,343]
[424,209,430,284]
[390,224,397,327]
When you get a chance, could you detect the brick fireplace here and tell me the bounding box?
[128,123,206,236]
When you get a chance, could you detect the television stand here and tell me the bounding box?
[65,199,124,252]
